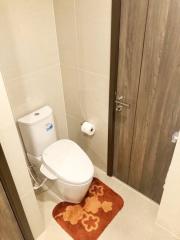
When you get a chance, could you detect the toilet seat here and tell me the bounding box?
[41,139,94,185]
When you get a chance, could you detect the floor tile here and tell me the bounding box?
[36,167,175,240]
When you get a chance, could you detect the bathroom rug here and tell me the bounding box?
[52,177,124,240]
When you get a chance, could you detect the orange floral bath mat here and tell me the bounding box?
[52,178,124,240]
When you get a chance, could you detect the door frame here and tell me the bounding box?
[107,0,121,176]
[0,144,34,240]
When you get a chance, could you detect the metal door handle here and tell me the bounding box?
[115,96,130,112]
[115,100,130,108]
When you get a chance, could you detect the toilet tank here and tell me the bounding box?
[18,106,57,157]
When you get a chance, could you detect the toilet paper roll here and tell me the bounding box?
[81,121,95,136]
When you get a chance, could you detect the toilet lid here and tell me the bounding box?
[42,139,94,184]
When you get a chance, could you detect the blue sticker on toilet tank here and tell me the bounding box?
[46,123,53,131]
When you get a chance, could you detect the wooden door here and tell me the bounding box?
[0,182,24,240]
[114,0,180,203]
[128,0,180,202]
[113,0,149,181]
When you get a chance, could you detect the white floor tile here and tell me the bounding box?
[36,167,175,240]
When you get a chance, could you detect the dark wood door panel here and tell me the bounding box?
[0,182,24,240]
[128,0,180,203]
[114,0,149,182]
[0,145,33,240]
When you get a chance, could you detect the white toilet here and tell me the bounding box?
[18,106,94,203]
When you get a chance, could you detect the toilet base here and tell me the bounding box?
[27,153,93,203]
[47,177,93,203]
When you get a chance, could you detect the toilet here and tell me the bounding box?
[18,106,94,203]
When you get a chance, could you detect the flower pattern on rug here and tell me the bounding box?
[57,205,84,225]
[81,213,100,232]
[89,184,104,197]
[55,182,113,232]
[84,196,102,214]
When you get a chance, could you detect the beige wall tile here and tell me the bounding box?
[86,147,107,173]
[85,127,108,162]
[0,0,60,79]
[0,75,35,197]
[53,0,78,67]
[61,66,85,119]
[61,67,109,170]
[0,1,69,236]
[75,0,111,76]
[5,65,68,138]
[66,112,108,171]
[78,69,110,92]
[157,137,180,238]
[0,0,68,138]
[78,70,109,125]
[21,191,44,239]
[66,115,86,147]
[54,0,111,170]
[61,66,79,90]
[0,74,44,238]
[66,114,107,171]
[0,125,34,197]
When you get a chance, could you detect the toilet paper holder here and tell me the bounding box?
[80,121,95,136]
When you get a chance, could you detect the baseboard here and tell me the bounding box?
[156,221,180,240]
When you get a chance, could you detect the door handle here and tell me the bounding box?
[115,96,130,112]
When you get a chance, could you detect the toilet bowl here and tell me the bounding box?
[40,139,94,203]
[18,106,94,203]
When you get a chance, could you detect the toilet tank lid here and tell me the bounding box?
[18,106,52,125]
[42,139,94,184]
